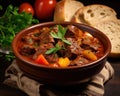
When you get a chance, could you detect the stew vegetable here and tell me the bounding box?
[18,25,104,68]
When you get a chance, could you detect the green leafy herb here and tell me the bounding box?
[0,5,39,61]
[50,25,71,45]
[45,43,61,54]
[0,5,3,10]
[46,25,71,54]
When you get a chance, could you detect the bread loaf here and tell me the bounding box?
[93,20,120,57]
[54,1,120,57]
[54,0,84,22]
[72,4,117,25]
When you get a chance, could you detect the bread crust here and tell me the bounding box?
[54,0,84,22]
[72,7,89,24]
[54,0,65,22]
[72,4,117,25]
[93,20,120,57]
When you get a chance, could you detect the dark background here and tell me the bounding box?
[0,0,120,18]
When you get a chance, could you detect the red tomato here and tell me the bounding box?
[34,0,57,21]
[19,3,34,16]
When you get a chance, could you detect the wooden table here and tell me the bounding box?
[105,58,120,96]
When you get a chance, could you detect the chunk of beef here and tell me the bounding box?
[81,44,96,52]
[70,55,90,66]
[67,25,83,38]
[33,43,54,59]
[45,54,59,63]
[20,45,36,56]
[39,27,54,44]
[67,38,83,55]
[82,36,102,51]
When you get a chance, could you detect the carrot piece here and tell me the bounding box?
[35,54,49,65]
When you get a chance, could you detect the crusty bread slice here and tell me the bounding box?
[93,20,120,57]
[54,0,84,22]
[71,6,87,24]
[72,4,117,25]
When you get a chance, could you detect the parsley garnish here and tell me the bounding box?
[0,5,39,61]
[45,25,71,54]
[50,25,71,45]
[45,43,61,54]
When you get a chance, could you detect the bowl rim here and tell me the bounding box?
[12,21,111,70]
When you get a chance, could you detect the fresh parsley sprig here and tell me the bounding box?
[50,25,71,45]
[45,43,61,54]
[45,25,71,54]
[0,5,39,61]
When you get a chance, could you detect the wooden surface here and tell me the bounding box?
[105,58,120,96]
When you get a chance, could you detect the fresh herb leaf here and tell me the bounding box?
[0,5,3,10]
[45,43,61,54]
[58,24,67,38]
[62,39,71,45]
[0,5,39,61]
[46,25,71,55]
[50,25,71,45]
[5,52,15,61]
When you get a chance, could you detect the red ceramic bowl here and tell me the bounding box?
[12,22,111,86]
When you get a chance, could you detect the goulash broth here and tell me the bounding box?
[18,25,104,68]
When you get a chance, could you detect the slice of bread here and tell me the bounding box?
[93,20,120,57]
[72,4,117,25]
[71,6,87,24]
[54,0,84,22]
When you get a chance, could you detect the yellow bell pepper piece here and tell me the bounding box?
[58,57,70,68]
[82,50,97,61]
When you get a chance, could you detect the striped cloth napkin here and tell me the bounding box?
[3,60,114,96]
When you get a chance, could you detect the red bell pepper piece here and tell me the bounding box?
[35,54,49,65]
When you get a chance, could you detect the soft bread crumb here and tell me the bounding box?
[54,0,84,22]
[72,4,117,25]
[64,0,84,21]
[93,20,120,57]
